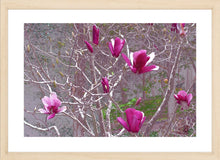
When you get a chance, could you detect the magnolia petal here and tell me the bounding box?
[54,98,62,108]
[117,117,129,131]
[47,113,56,120]
[57,106,67,113]
[130,52,134,65]
[174,94,179,100]
[133,50,149,70]
[50,93,61,108]
[125,108,136,129]
[108,42,114,55]
[177,100,181,104]
[134,110,144,122]
[50,92,57,98]
[177,90,187,101]
[38,108,50,114]
[140,116,146,129]
[187,93,193,106]
[122,53,132,67]
[145,52,155,66]
[177,24,181,32]
[139,65,159,74]
[111,39,115,47]
[129,116,140,133]
[42,96,51,108]
[130,66,137,73]
[177,23,186,36]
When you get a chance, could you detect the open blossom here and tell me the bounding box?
[101,77,109,93]
[108,37,125,57]
[93,25,99,45]
[122,50,159,74]
[174,90,193,110]
[171,23,178,32]
[171,23,186,36]
[135,97,142,106]
[177,23,186,36]
[38,92,66,120]
[117,108,146,133]
[84,41,93,53]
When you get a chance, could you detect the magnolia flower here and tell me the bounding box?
[122,50,159,74]
[101,77,109,93]
[174,90,193,110]
[171,23,186,36]
[117,108,146,133]
[93,25,99,45]
[177,23,186,36]
[39,92,66,120]
[84,41,93,53]
[171,23,178,33]
[108,37,125,57]
[135,97,142,106]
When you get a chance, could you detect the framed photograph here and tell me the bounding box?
[1,0,219,160]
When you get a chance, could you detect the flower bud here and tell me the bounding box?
[164,79,168,84]
[27,44,30,52]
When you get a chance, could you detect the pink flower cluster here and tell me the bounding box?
[39,24,193,136]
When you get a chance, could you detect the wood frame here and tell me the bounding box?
[1,0,219,160]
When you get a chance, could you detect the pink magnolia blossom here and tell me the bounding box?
[171,23,186,36]
[177,23,186,36]
[84,41,93,53]
[171,23,178,32]
[122,50,159,74]
[117,108,146,133]
[39,92,66,120]
[93,25,99,45]
[101,77,109,93]
[108,37,125,57]
[174,90,193,110]
[135,97,142,106]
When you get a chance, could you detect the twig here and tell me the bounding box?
[24,120,60,137]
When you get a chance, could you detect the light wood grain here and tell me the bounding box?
[1,0,220,160]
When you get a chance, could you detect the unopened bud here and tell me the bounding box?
[59,72,64,77]
[53,81,56,88]
[56,57,59,64]
[164,79,168,84]
[27,45,30,52]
